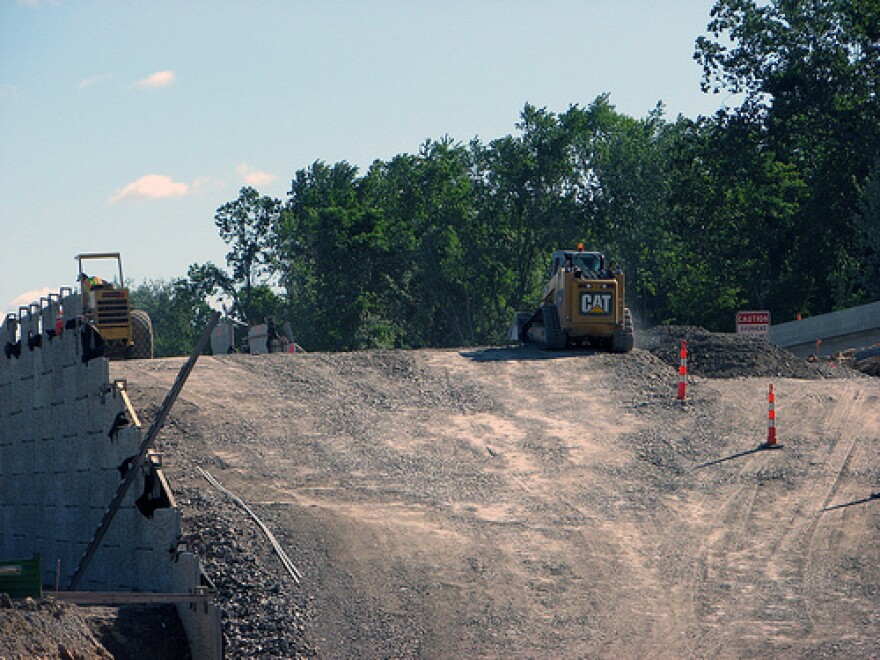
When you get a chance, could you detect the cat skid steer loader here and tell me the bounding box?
[510,247,634,352]
[77,252,154,360]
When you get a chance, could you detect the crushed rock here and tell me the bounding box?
[0,596,112,659]
[637,325,849,379]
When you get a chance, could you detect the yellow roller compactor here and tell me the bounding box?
[76,252,154,360]
[511,247,634,352]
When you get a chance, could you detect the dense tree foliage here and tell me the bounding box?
[129,278,213,357]
[143,0,877,355]
[696,0,880,312]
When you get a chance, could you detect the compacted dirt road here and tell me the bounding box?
[108,331,880,658]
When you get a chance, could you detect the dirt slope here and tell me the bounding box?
[111,336,880,658]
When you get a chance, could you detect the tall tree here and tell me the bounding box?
[214,186,282,322]
[854,158,880,300]
[695,0,880,310]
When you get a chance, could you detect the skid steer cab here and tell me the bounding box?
[76,252,153,360]
[510,247,634,352]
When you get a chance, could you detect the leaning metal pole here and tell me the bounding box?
[68,311,220,590]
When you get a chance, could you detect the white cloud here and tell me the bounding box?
[133,70,176,90]
[78,73,112,91]
[237,163,277,187]
[7,287,54,311]
[108,174,189,204]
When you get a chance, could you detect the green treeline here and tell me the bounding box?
[133,0,880,356]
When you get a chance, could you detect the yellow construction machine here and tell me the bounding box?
[510,247,634,352]
[76,252,153,359]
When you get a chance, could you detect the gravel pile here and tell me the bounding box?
[0,595,111,658]
[855,354,880,376]
[0,592,190,659]
[637,325,844,379]
[176,484,314,659]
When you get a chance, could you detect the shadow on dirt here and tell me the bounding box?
[87,605,191,660]
[460,346,599,362]
[694,443,784,469]
[821,492,880,513]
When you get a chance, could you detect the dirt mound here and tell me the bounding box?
[860,357,880,376]
[10,338,879,657]
[0,595,111,659]
[0,594,190,660]
[104,350,880,658]
[855,353,880,377]
[638,325,845,378]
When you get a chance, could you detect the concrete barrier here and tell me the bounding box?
[769,300,880,357]
[0,294,220,659]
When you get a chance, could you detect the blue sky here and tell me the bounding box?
[1,0,734,315]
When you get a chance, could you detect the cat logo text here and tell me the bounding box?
[580,292,613,315]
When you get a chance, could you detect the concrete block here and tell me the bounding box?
[770,300,880,356]
[62,293,82,323]
[84,357,110,397]
[17,340,33,373]
[92,466,123,508]
[108,425,141,468]
[7,433,27,476]
[44,469,65,514]
[59,401,79,440]
[73,430,100,474]
[16,503,39,543]
[32,435,51,475]
[38,404,58,442]
[20,407,37,446]
[33,403,53,433]
[87,394,124,448]
[49,358,65,407]
[51,330,66,365]
[173,552,224,660]
[0,362,8,388]
[56,504,82,548]
[14,372,34,415]
[6,410,23,449]
[31,352,49,411]
[3,361,23,417]
[20,318,39,349]
[77,464,105,509]
[0,319,14,347]
[60,327,79,367]
[0,503,10,549]
[146,506,181,548]
[106,505,138,549]
[134,546,161,591]
[62,363,82,407]
[52,418,77,465]
[78,504,106,541]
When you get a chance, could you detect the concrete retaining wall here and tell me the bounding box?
[1,294,220,658]
[769,300,880,357]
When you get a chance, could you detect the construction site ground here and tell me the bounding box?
[3,327,879,658]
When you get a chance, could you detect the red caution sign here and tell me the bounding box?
[736,310,771,338]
